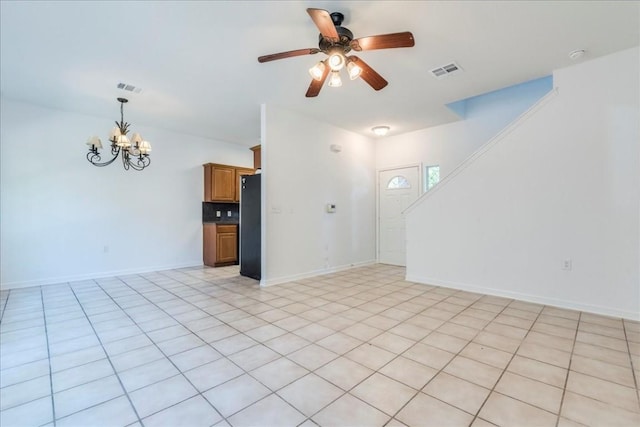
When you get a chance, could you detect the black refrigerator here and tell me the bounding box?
[240,174,261,280]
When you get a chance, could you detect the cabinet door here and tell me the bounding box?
[203,223,217,266]
[216,229,238,263]
[235,168,254,202]
[211,166,236,201]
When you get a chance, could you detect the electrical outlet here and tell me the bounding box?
[216,211,221,217]
[562,259,572,271]
[227,211,232,217]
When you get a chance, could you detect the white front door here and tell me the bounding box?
[378,166,420,266]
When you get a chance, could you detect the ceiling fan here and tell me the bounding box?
[258,8,415,97]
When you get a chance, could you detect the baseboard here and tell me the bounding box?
[405,274,640,321]
[0,261,203,291]
[262,259,377,288]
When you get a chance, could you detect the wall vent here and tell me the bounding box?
[429,62,462,79]
[117,82,143,94]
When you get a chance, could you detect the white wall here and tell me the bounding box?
[262,105,376,285]
[405,47,640,319]
[376,77,552,180]
[0,98,252,289]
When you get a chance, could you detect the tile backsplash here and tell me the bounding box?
[202,202,239,223]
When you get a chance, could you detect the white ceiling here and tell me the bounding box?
[1,1,638,146]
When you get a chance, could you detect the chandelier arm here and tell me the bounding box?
[137,155,150,169]
[126,155,151,171]
[122,149,131,170]
[86,147,121,167]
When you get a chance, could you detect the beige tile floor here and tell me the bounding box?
[1,264,639,427]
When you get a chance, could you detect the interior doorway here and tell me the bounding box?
[378,166,420,266]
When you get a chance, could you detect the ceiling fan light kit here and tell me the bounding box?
[328,51,346,71]
[328,70,343,87]
[258,8,415,97]
[347,59,362,80]
[309,61,326,81]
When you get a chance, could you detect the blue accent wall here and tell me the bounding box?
[446,75,553,120]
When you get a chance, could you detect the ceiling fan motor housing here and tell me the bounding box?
[317,11,353,53]
[330,12,344,26]
[318,26,354,52]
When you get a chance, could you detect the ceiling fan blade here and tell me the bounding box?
[258,48,320,63]
[350,56,388,91]
[305,60,330,98]
[307,8,339,42]
[350,32,415,51]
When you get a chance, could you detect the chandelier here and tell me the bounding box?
[86,97,151,171]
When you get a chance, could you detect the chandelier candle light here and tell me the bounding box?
[86,97,151,171]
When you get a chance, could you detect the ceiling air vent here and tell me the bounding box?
[117,82,143,94]
[429,62,462,79]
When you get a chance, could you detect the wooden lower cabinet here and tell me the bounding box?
[203,223,238,267]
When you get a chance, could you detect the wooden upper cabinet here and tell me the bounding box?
[204,163,254,202]
[204,163,235,202]
[250,145,261,170]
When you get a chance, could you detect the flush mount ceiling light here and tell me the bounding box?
[85,98,152,171]
[569,49,586,60]
[372,126,390,136]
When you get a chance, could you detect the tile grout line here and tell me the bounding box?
[0,289,10,323]
[147,269,337,421]
[109,270,357,424]
[468,304,549,427]
[63,282,145,426]
[279,272,419,425]
[292,288,492,425]
[621,320,640,409]
[149,269,386,425]
[152,267,416,424]
[554,311,581,427]
[268,280,518,424]
[93,276,233,425]
[385,294,517,425]
[380,292,494,420]
[39,286,57,426]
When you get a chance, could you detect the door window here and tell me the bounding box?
[387,175,411,189]
[425,165,440,191]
